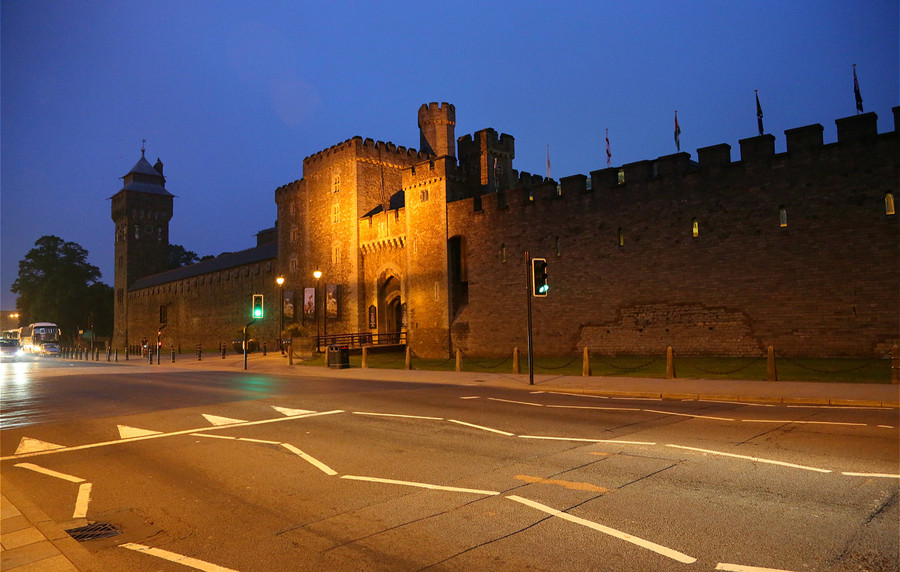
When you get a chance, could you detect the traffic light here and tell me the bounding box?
[251,294,264,319]
[532,258,549,297]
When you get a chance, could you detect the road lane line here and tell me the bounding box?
[741,419,867,427]
[556,392,609,399]
[507,495,696,564]
[280,444,338,476]
[459,396,480,399]
[546,405,641,412]
[341,475,500,495]
[0,410,345,461]
[352,411,443,420]
[515,474,610,493]
[665,444,831,473]
[73,483,92,518]
[14,462,85,483]
[447,419,514,436]
[487,397,543,407]
[643,409,734,421]
[519,435,655,446]
[192,434,236,440]
[716,563,797,571]
[237,437,282,444]
[120,543,238,572]
[841,472,900,479]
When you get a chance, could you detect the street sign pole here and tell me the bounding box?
[525,250,534,386]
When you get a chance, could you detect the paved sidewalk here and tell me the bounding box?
[1,483,95,572]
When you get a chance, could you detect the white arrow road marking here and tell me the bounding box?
[15,437,65,455]
[271,406,316,417]
[117,425,163,439]
[280,443,338,475]
[14,463,85,483]
[120,543,238,572]
[507,495,697,564]
[202,414,247,426]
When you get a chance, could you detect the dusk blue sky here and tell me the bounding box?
[2,1,898,310]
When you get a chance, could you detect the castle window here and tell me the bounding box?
[290,225,298,242]
[331,203,340,223]
[779,207,788,228]
[556,184,562,197]
[134,225,140,239]
[333,175,340,193]
[692,218,699,238]
[555,236,561,256]
[500,244,507,263]
[289,201,296,216]
[331,243,342,266]
[157,225,163,240]
[586,178,592,191]
[420,189,429,202]
[618,228,624,247]
[617,169,626,185]
[886,193,896,216]
[289,257,298,274]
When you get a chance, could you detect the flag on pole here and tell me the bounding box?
[605,129,611,168]
[546,145,551,179]
[853,64,863,113]
[674,111,681,151]
[755,90,764,136]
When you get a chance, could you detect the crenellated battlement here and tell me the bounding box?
[302,136,429,172]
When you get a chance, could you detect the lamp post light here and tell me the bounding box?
[313,268,322,352]
[276,276,285,354]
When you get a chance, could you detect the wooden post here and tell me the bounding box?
[455,349,462,372]
[513,347,520,374]
[582,347,591,377]
[361,346,368,369]
[666,346,676,379]
[405,346,411,370]
[288,340,294,365]
[892,345,899,384]
[767,346,777,381]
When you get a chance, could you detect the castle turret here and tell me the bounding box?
[418,102,456,158]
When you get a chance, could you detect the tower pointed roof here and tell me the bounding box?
[116,150,173,197]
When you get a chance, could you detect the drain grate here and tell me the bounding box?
[65,522,122,542]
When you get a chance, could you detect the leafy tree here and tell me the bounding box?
[168,243,201,269]
[11,236,109,343]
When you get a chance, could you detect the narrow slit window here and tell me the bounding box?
[886,193,895,216]
[555,237,561,256]
[618,227,624,247]
[779,206,788,228]
[617,169,626,185]
[500,244,507,263]
[692,218,699,238]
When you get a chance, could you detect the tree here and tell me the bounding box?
[168,244,201,269]
[11,236,109,344]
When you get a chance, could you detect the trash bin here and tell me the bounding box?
[327,344,350,369]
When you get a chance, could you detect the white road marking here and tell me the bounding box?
[14,463,85,483]
[520,435,655,446]
[556,392,609,399]
[459,396,480,400]
[611,397,662,401]
[352,411,443,420]
[546,405,641,412]
[643,409,735,421]
[507,495,696,564]
[73,483,92,518]
[529,391,546,394]
[202,414,247,426]
[716,563,797,572]
[666,444,831,473]
[120,543,238,572]
[447,419,514,436]
[876,425,895,429]
[237,437,282,445]
[341,475,500,496]
[488,397,543,407]
[742,419,867,427]
[192,433,236,440]
[698,400,775,407]
[117,425,163,439]
[271,406,316,416]
[785,405,890,410]
[281,443,338,476]
[1,410,345,461]
[15,437,65,455]
[841,472,900,479]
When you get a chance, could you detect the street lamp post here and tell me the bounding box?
[276,276,285,354]
[313,268,322,352]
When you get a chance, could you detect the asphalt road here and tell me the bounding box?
[1,359,898,571]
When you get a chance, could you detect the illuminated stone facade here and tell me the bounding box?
[115,103,900,359]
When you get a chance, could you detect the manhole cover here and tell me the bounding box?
[65,522,122,542]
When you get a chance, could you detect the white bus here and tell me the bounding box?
[20,322,61,353]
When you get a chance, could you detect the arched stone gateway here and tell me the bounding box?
[377,271,405,343]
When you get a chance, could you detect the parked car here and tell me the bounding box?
[0,339,24,362]
[40,342,60,357]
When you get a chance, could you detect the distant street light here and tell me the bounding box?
[276,276,285,354]
[313,269,322,351]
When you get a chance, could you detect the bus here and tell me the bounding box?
[1,328,20,340]
[20,323,61,353]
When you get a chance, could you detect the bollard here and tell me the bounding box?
[115,349,118,362]
[221,343,226,359]
[288,341,294,366]
[455,349,462,372]
[125,346,129,361]
[405,346,412,370]
[197,344,202,361]
[107,348,111,361]
[263,341,267,356]
[582,347,591,377]
[513,347,520,374]
[666,346,676,379]
[361,346,367,368]
[892,345,899,384]
[148,348,153,364]
[766,346,777,381]
[171,346,175,363]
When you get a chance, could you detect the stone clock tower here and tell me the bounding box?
[110,149,173,348]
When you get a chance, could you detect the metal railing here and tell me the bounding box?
[315,331,406,352]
